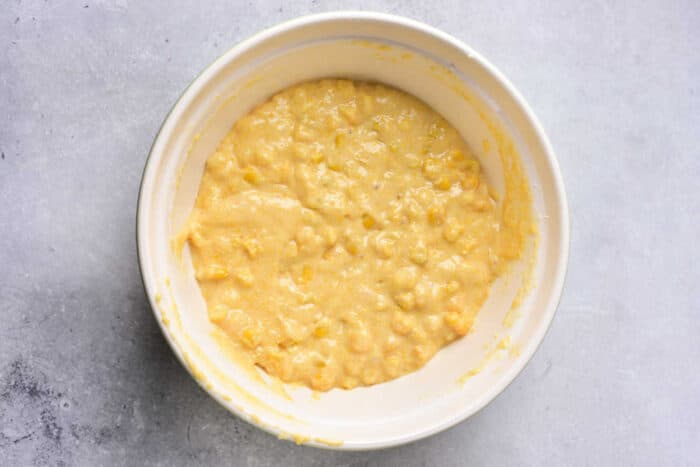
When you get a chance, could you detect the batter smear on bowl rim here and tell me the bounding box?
[181,79,532,391]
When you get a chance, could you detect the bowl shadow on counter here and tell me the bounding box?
[127,275,263,461]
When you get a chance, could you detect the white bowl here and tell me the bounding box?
[137,11,569,450]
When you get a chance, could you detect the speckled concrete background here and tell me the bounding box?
[1,1,699,466]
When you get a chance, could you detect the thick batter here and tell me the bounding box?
[184,79,529,391]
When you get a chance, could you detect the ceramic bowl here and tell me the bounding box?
[137,11,569,450]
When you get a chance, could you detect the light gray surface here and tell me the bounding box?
[1,1,698,465]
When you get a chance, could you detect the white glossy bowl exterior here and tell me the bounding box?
[137,12,569,450]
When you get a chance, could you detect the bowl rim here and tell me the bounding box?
[136,10,570,450]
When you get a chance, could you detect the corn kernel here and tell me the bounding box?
[235,267,254,287]
[393,267,418,290]
[293,123,313,142]
[435,176,452,191]
[395,292,416,310]
[334,133,345,147]
[409,241,428,265]
[444,311,473,336]
[422,158,441,180]
[374,234,394,259]
[284,240,299,258]
[327,159,342,171]
[445,280,460,294]
[460,190,476,206]
[301,264,313,283]
[254,148,272,166]
[341,377,359,389]
[444,311,460,329]
[240,327,260,349]
[345,238,360,255]
[324,112,341,129]
[462,173,479,191]
[322,248,335,260]
[301,293,316,305]
[320,226,338,246]
[465,159,480,173]
[463,260,491,284]
[336,79,355,94]
[296,226,316,245]
[304,191,323,210]
[313,326,329,338]
[376,294,390,311]
[310,152,325,163]
[196,264,228,281]
[292,144,307,161]
[384,334,400,353]
[361,367,380,386]
[361,94,374,113]
[338,101,359,124]
[224,288,240,304]
[410,324,428,343]
[258,349,283,375]
[243,167,260,184]
[344,359,362,377]
[382,333,400,355]
[391,310,413,335]
[206,151,229,172]
[281,317,306,343]
[413,344,434,365]
[349,329,371,353]
[443,218,464,243]
[209,304,229,323]
[427,205,445,225]
[388,142,399,153]
[311,369,334,392]
[384,355,401,378]
[209,266,228,280]
[425,315,442,332]
[362,213,376,229]
[188,230,205,248]
[242,238,261,258]
[427,121,441,137]
[472,198,487,212]
[404,152,421,168]
[414,282,429,307]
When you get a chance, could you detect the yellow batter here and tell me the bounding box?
[183,79,530,391]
